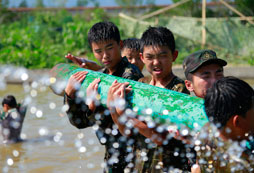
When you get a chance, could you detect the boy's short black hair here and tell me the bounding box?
[205,76,254,129]
[88,21,120,47]
[2,95,17,108]
[122,38,140,51]
[140,26,175,53]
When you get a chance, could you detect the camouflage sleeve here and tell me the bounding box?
[172,83,190,95]
[64,93,96,129]
[122,67,143,81]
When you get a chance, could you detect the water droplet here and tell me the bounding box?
[100,137,106,144]
[38,127,48,136]
[31,81,38,88]
[181,129,189,136]
[112,129,118,136]
[30,89,37,97]
[145,108,152,114]
[20,133,27,140]
[113,142,119,148]
[92,124,99,131]
[77,133,84,139]
[61,104,69,112]
[30,106,37,114]
[124,129,131,135]
[195,140,201,146]
[36,110,43,118]
[12,150,19,157]
[49,102,56,109]
[105,128,111,134]
[50,77,56,84]
[79,146,87,153]
[7,158,14,166]
[21,73,28,81]
[174,152,179,156]
[163,110,169,115]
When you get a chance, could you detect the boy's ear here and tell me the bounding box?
[140,53,145,62]
[185,80,193,92]
[232,115,245,129]
[172,50,178,62]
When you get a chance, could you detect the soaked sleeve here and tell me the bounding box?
[122,67,143,81]
[64,93,95,129]
[174,83,190,95]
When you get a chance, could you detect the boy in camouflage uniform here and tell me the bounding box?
[1,95,26,143]
[121,38,144,72]
[64,21,143,172]
[107,26,193,172]
[183,49,227,98]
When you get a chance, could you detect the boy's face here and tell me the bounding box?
[91,40,122,71]
[3,104,9,113]
[238,98,254,139]
[140,45,177,79]
[122,48,144,71]
[241,106,254,138]
[185,63,224,98]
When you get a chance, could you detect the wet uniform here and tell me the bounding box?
[64,57,143,173]
[0,105,26,143]
[135,75,195,172]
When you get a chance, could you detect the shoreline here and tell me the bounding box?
[3,65,254,85]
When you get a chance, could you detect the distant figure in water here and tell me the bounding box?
[0,95,27,144]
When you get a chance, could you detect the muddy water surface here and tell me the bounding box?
[0,84,104,173]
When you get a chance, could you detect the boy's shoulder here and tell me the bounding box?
[167,76,190,94]
[117,57,144,81]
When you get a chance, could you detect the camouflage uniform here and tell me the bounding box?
[135,75,194,172]
[64,57,143,173]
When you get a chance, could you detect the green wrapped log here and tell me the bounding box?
[50,63,208,130]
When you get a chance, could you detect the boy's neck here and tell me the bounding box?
[106,57,122,75]
[108,68,116,75]
[150,72,175,88]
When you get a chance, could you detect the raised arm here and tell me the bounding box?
[65,53,102,71]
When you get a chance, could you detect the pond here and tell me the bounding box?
[0,84,104,172]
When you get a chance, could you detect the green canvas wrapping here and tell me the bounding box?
[50,63,208,130]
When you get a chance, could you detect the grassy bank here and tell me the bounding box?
[0,9,253,69]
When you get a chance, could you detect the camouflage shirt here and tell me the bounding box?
[135,75,193,172]
[138,75,190,94]
[64,57,143,173]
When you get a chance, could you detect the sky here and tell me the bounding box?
[8,0,174,8]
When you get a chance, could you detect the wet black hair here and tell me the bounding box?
[2,95,17,108]
[88,21,120,47]
[140,26,175,53]
[205,76,254,129]
[122,38,140,51]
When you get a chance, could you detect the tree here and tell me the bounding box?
[19,0,28,7]
[55,0,67,7]
[77,0,88,7]
[35,0,44,7]
[2,0,9,8]
[115,0,144,6]
[235,0,254,16]
[115,0,155,6]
